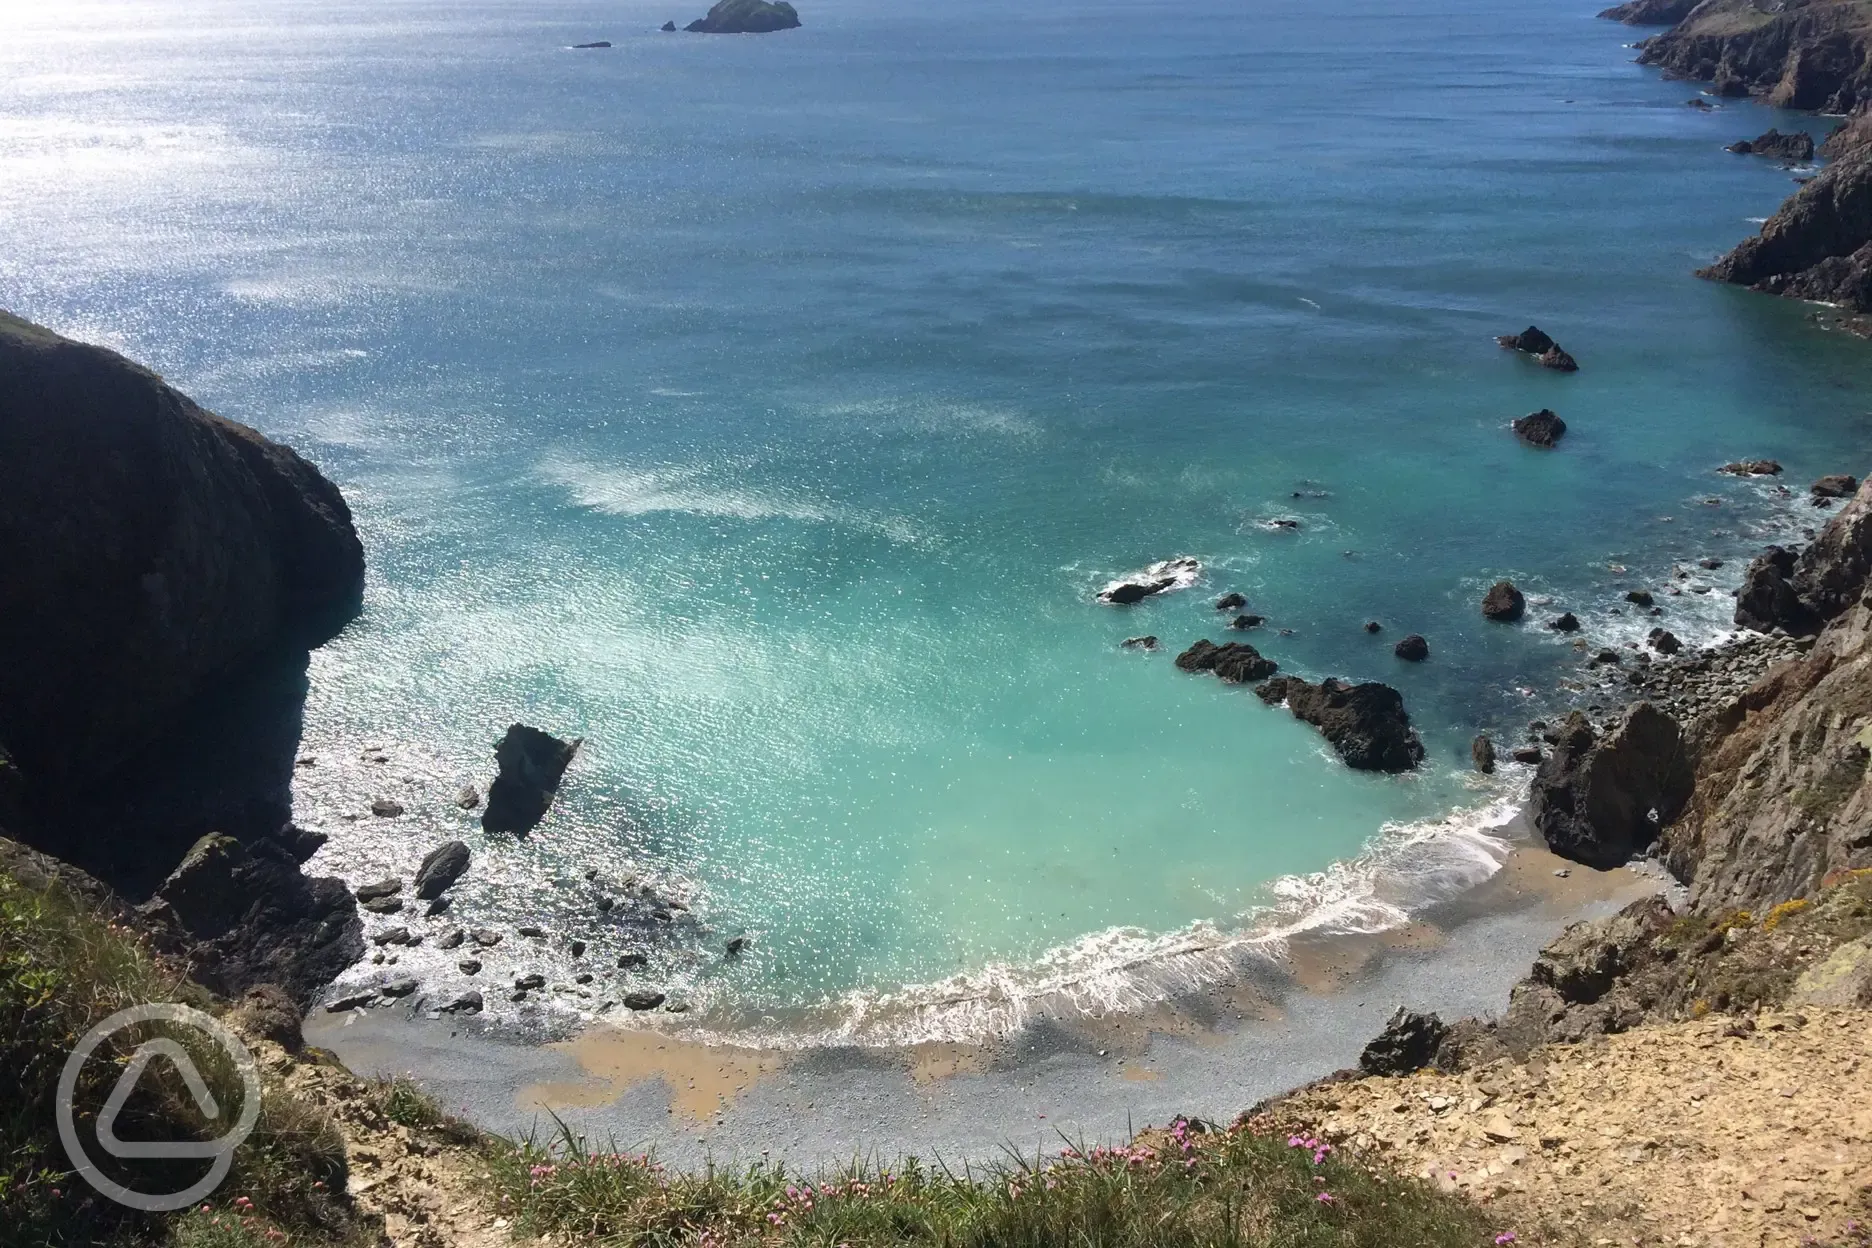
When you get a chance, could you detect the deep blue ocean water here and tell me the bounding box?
[5,0,1869,1041]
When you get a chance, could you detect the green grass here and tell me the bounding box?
[487,1118,1510,1248]
[0,853,353,1247]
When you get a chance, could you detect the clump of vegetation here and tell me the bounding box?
[0,853,352,1246]
[488,1117,1508,1247]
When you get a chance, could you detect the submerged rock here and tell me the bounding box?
[1097,557,1201,606]
[1255,676,1425,772]
[1120,635,1159,651]
[1513,408,1567,447]
[1359,1007,1448,1076]
[1174,639,1279,684]
[483,724,581,835]
[1526,703,1693,869]
[1482,580,1526,622]
[685,0,800,32]
[1720,459,1782,476]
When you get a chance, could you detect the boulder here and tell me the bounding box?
[1214,592,1246,611]
[1814,473,1860,498]
[1472,734,1497,775]
[684,0,800,32]
[514,972,547,992]
[370,798,405,818]
[1720,459,1782,476]
[1648,628,1682,655]
[1548,611,1581,632]
[1120,635,1158,651]
[438,990,484,1014]
[1256,676,1425,772]
[483,724,581,835]
[1174,640,1279,684]
[360,895,403,915]
[414,840,471,899]
[456,785,481,810]
[1230,614,1266,630]
[372,925,412,947]
[1512,409,1567,447]
[1526,704,1694,869]
[1624,589,1654,608]
[623,990,667,1010]
[1495,325,1556,354]
[1100,577,1174,605]
[378,974,419,999]
[1538,346,1579,372]
[1511,744,1543,765]
[1394,634,1429,661]
[354,877,402,903]
[1482,581,1525,622]
[1363,620,1382,634]
[437,928,465,950]
[1358,1007,1448,1076]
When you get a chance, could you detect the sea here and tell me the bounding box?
[4,0,1869,1047]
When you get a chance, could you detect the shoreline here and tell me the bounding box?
[306,833,1669,1169]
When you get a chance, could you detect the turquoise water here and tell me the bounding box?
[5,0,1871,1040]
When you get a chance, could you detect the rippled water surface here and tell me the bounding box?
[4,0,1870,1039]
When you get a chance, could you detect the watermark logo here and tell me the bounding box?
[56,1003,262,1211]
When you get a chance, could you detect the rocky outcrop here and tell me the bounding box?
[1097,557,1201,605]
[1255,677,1426,772]
[1727,128,1817,160]
[685,0,800,32]
[1358,1007,1447,1075]
[0,311,363,785]
[1526,704,1695,869]
[1481,580,1526,622]
[1512,409,1567,448]
[1472,733,1497,774]
[1720,459,1783,476]
[1637,0,1872,114]
[1734,477,1872,633]
[483,725,581,835]
[1598,0,1701,24]
[144,832,363,1007]
[1394,634,1429,661]
[1174,640,1279,684]
[1495,325,1555,354]
[1813,471,1859,498]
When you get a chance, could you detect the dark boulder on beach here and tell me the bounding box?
[1648,628,1682,655]
[623,989,667,1010]
[1720,459,1782,476]
[1527,703,1693,870]
[1359,1007,1448,1076]
[1394,633,1429,661]
[1513,408,1567,447]
[1482,581,1526,622]
[483,724,581,835]
[1496,325,1555,354]
[1472,734,1497,775]
[414,840,471,899]
[1175,640,1279,684]
[1255,676,1426,772]
[1728,129,1815,161]
[355,877,402,903]
[1215,592,1246,611]
[685,0,800,32]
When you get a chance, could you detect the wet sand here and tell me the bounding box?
[306,838,1668,1170]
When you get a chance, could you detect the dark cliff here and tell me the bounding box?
[0,311,366,1003]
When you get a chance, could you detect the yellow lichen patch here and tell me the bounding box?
[1762,898,1810,931]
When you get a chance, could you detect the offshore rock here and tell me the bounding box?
[1496,325,1556,354]
[1472,733,1497,775]
[1720,459,1783,476]
[1513,408,1568,447]
[414,840,471,899]
[1394,633,1429,661]
[1255,676,1426,772]
[1728,128,1817,160]
[1097,557,1200,605]
[483,724,581,835]
[1482,580,1526,622]
[1174,639,1279,684]
[685,0,800,32]
[1538,345,1580,372]
[1813,472,1859,498]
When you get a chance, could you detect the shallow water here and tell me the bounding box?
[3,0,1868,1040]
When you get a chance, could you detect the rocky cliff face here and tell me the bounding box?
[0,311,366,1003]
[0,311,364,783]
[1635,0,1872,111]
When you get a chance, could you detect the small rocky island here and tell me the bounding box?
[685,0,800,33]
